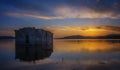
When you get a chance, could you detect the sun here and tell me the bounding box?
[85,28,99,31]
[80,28,107,36]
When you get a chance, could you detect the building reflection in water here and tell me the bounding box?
[15,44,53,62]
[15,27,53,62]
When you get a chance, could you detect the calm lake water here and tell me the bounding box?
[0,39,120,70]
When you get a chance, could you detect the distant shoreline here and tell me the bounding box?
[55,38,120,40]
[56,34,120,40]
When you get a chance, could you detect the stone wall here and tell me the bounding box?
[15,27,53,46]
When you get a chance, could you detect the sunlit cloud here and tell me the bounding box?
[55,6,119,19]
[101,25,120,32]
[4,6,120,20]
[5,12,63,19]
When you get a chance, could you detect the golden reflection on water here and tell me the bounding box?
[54,39,120,52]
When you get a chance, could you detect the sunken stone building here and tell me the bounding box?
[15,27,53,46]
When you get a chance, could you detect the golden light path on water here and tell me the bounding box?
[54,39,120,52]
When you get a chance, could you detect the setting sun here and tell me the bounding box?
[46,26,120,38]
[80,28,107,36]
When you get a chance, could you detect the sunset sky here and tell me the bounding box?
[0,0,120,38]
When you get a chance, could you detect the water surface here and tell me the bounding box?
[0,39,120,70]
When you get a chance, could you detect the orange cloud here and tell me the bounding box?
[101,25,120,32]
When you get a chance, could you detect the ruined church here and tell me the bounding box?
[15,27,53,46]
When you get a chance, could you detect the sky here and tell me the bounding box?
[0,0,120,38]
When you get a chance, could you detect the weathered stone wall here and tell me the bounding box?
[15,27,53,46]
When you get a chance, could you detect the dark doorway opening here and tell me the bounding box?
[26,35,29,44]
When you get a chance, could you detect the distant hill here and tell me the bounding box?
[0,36,15,39]
[58,34,120,39]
